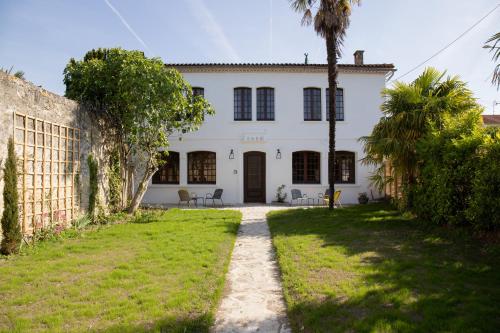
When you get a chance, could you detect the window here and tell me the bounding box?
[188,151,216,184]
[234,87,252,120]
[292,151,321,184]
[304,88,322,121]
[334,151,355,184]
[257,87,275,120]
[152,151,180,184]
[192,87,204,97]
[326,88,344,121]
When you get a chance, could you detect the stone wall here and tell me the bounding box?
[0,71,109,235]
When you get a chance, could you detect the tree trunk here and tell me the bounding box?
[326,29,338,210]
[127,159,157,214]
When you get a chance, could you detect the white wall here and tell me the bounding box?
[142,69,387,205]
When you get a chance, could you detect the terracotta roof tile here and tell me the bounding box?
[482,115,500,125]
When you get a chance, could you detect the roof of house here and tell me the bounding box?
[482,115,500,126]
[166,63,396,74]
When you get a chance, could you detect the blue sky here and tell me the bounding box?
[1,0,499,113]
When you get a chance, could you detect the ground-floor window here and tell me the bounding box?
[292,151,321,184]
[334,151,355,184]
[152,151,180,184]
[188,151,216,184]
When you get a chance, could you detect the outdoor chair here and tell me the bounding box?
[178,189,196,208]
[319,189,343,208]
[206,188,224,207]
[290,189,310,206]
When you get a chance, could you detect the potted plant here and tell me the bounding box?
[275,184,288,204]
[358,192,369,204]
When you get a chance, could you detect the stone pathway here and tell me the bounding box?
[213,206,292,333]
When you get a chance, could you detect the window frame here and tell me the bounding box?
[326,87,344,121]
[303,87,322,121]
[187,151,216,185]
[234,87,252,121]
[152,151,180,185]
[292,151,321,184]
[334,151,355,184]
[256,87,275,121]
[192,87,205,97]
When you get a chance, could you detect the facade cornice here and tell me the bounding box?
[166,63,396,74]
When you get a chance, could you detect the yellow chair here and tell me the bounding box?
[320,190,343,208]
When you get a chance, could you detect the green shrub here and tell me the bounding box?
[1,137,22,255]
[413,112,500,230]
[467,136,500,230]
[87,154,98,219]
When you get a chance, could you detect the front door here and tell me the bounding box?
[244,151,266,203]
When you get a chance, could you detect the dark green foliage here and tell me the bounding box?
[413,111,500,230]
[87,154,98,219]
[467,136,500,229]
[1,137,22,255]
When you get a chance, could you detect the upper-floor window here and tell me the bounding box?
[152,151,179,184]
[188,151,216,184]
[192,87,204,97]
[334,151,355,184]
[234,87,252,121]
[326,88,344,121]
[304,88,321,121]
[257,87,275,121]
[292,151,321,184]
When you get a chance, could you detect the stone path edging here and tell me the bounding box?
[213,206,291,333]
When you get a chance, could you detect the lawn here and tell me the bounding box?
[268,204,500,333]
[0,209,241,333]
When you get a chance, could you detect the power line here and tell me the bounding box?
[392,3,500,82]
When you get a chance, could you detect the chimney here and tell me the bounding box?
[354,50,364,65]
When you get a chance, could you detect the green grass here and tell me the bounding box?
[268,204,500,333]
[0,209,241,333]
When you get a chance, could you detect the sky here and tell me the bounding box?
[1,0,499,114]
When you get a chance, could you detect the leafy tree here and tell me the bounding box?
[290,0,360,210]
[64,48,214,213]
[1,138,22,255]
[484,32,500,89]
[360,68,480,209]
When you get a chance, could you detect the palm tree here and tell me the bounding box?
[290,0,360,210]
[360,68,479,209]
[484,32,500,89]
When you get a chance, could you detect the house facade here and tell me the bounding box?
[141,52,395,205]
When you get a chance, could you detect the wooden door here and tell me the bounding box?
[244,151,266,203]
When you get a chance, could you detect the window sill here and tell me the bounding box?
[230,120,277,124]
[150,184,218,188]
[301,120,323,124]
[149,184,181,188]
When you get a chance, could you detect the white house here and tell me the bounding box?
[142,51,395,205]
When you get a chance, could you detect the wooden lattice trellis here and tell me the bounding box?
[13,113,81,235]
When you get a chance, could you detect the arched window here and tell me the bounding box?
[188,151,216,184]
[257,87,275,120]
[152,151,180,184]
[303,88,321,121]
[292,151,320,184]
[192,87,204,97]
[234,87,252,120]
[326,88,344,121]
[334,151,355,184]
